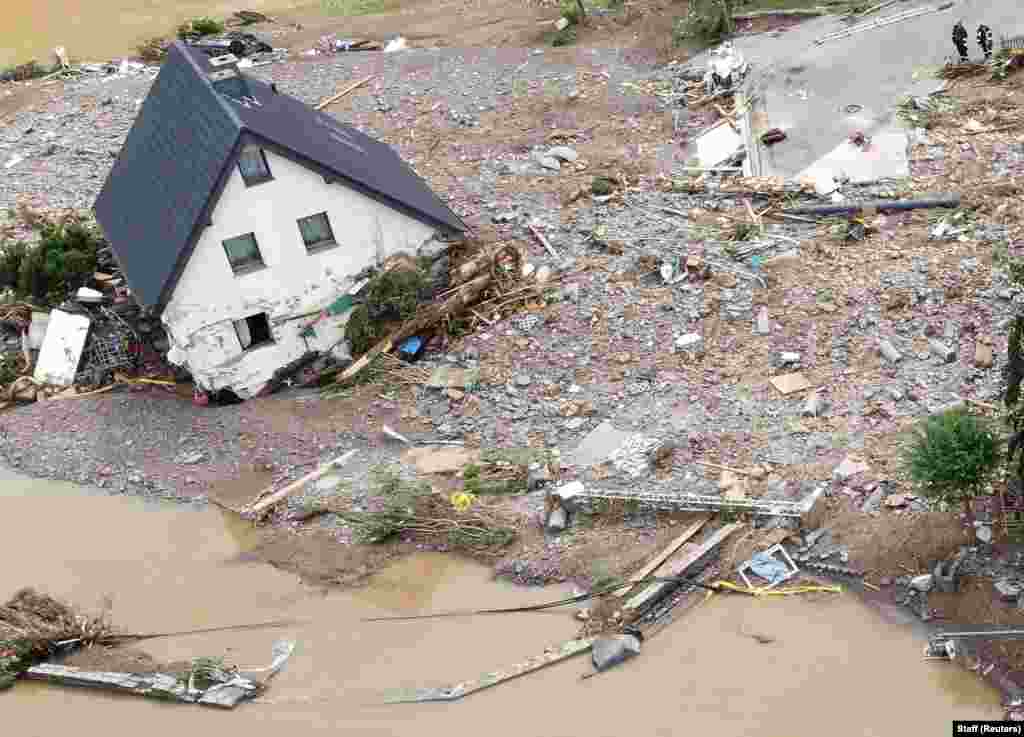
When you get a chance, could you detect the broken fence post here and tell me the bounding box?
[781,194,960,217]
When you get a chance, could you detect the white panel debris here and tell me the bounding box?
[33,309,91,386]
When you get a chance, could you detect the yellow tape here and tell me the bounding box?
[712,581,843,597]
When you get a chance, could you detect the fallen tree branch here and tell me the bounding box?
[315,76,374,111]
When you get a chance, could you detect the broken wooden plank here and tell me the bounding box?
[624,523,743,612]
[315,75,374,111]
[244,450,357,518]
[616,516,710,599]
[528,224,561,261]
[381,637,595,704]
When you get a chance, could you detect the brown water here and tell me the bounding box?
[0,468,1006,736]
[2,0,308,68]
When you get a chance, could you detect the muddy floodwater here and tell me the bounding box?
[0,468,1006,735]
[3,0,307,68]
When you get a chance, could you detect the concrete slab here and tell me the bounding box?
[567,420,633,467]
[797,126,910,184]
[687,0,1024,180]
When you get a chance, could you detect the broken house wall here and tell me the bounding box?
[161,146,438,397]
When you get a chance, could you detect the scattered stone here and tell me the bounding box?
[878,339,902,364]
[910,574,934,593]
[674,333,704,356]
[547,146,578,162]
[802,391,825,417]
[974,338,994,369]
[527,462,551,490]
[591,633,642,672]
[553,480,585,513]
[755,306,770,335]
[995,578,1022,602]
[647,438,677,467]
[514,373,533,387]
[880,577,893,586]
[928,339,956,363]
[780,352,801,364]
[522,262,536,278]
[535,265,553,284]
[546,505,568,533]
[884,493,909,508]
[861,485,886,513]
[177,451,205,465]
[770,372,811,395]
[833,455,869,481]
[555,16,570,31]
[565,417,586,430]
[975,523,993,544]
[534,153,561,171]
[314,474,346,493]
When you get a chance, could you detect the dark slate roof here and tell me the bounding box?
[94,42,466,310]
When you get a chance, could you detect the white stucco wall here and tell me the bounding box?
[162,145,438,397]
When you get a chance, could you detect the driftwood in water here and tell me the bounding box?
[23,639,295,709]
[382,637,595,703]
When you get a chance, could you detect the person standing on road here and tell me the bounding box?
[977,24,994,60]
[953,20,969,63]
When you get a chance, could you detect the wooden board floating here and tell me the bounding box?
[381,637,596,704]
[23,639,295,709]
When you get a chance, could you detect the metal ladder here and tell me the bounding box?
[574,489,807,518]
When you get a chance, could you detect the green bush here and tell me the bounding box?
[902,408,1001,517]
[363,265,429,322]
[552,27,578,46]
[560,0,583,25]
[674,0,736,45]
[344,304,380,356]
[13,220,102,306]
[176,17,225,39]
[0,241,28,291]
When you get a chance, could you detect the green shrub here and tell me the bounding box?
[344,304,379,356]
[0,241,28,291]
[902,408,1001,517]
[363,265,429,322]
[560,0,583,25]
[674,0,735,45]
[176,17,225,39]
[552,27,578,46]
[12,219,102,306]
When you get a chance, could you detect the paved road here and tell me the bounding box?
[693,0,1024,180]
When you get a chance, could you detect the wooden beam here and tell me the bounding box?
[615,516,710,599]
[315,76,374,111]
[244,449,358,518]
[624,523,742,612]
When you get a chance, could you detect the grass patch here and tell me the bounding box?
[674,0,736,46]
[336,465,517,550]
[176,17,225,39]
[550,27,578,46]
[321,0,393,16]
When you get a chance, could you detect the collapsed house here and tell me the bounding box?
[93,42,466,398]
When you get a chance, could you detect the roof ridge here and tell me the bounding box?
[171,40,244,131]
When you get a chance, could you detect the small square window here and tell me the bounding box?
[234,313,273,351]
[297,212,336,252]
[222,233,264,274]
[237,148,272,185]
